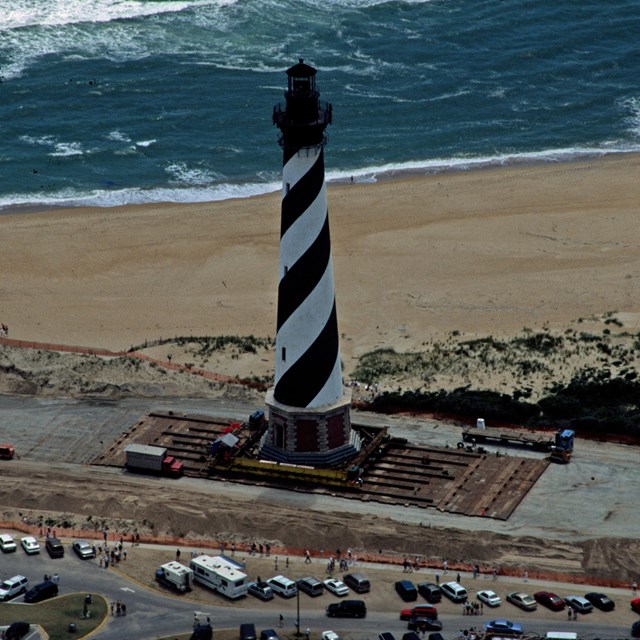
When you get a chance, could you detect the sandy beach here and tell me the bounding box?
[2,153,640,375]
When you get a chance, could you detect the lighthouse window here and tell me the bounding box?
[285,183,290,194]
[282,347,286,362]
[284,266,288,275]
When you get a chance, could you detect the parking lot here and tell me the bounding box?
[1,533,638,640]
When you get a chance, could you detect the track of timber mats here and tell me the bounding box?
[95,411,548,521]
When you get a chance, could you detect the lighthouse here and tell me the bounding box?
[260,60,360,467]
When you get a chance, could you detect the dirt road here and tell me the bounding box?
[1,455,639,586]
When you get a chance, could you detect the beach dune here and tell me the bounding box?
[2,154,640,369]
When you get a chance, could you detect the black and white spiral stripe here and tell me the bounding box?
[273,146,342,408]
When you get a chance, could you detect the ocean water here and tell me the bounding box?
[1,0,639,209]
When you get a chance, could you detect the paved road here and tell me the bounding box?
[2,394,640,541]
[1,547,634,640]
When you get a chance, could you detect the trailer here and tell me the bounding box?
[462,427,554,452]
[155,561,193,593]
[124,444,183,478]
[189,555,248,599]
[460,426,574,462]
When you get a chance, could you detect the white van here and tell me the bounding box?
[0,534,17,553]
[0,575,28,601]
[267,575,297,598]
[440,581,468,602]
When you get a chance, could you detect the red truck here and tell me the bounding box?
[0,444,15,460]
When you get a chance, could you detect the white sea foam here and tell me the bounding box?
[0,180,280,211]
[0,0,241,80]
[20,134,56,147]
[165,161,223,186]
[107,130,131,143]
[136,139,157,148]
[19,134,85,157]
[2,147,638,213]
[50,142,85,157]
[1,0,237,30]
[326,147,640,185]
[620,96,640,138]
[299,0,436,8]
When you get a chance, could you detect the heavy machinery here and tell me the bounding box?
[548,429,575,463]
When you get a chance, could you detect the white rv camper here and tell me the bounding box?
[190,555,248,599]
[155,561,193,592]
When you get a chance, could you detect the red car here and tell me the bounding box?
[0,444,15,460]
[534,591,566,611]
[400,605,438,621]
[631,597,640,614]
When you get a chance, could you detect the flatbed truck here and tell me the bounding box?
[460,426,574,462]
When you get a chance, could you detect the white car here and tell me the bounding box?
[324,578,349,597]
[322,632,340,640]
[20,536,40,555]
[477,590,501,607]
[0,534,17,553]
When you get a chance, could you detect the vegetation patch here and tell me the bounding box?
[354,319,640,437]
[130,335,275,357]
[0,593,107,640]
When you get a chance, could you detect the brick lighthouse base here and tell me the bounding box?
[260,388,361,467]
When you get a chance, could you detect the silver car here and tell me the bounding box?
[248,581,274,601]
[506,591,537,611]
[72,540,96,559]
[564,595,593,614]
[477,590,502,607]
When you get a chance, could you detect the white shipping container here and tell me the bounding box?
[125,444,167,471]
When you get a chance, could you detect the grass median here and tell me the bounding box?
[0,593,108,640]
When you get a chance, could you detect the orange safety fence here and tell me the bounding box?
[0,520,631,590]
[0,336,267,390]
